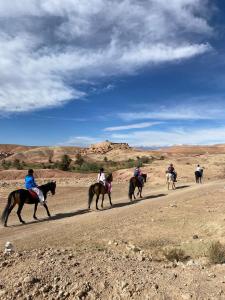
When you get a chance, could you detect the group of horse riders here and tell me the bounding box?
[24,163,204,205]
[1,163,205,226]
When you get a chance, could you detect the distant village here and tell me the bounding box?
[0,152,13,160]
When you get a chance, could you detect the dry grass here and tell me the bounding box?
[163,247,187,262]
[208,241,225,264]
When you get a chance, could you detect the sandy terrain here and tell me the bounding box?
[1,145,225,299]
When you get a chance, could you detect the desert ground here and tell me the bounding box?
[1,143,225,299]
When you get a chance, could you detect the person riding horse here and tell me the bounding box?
[25,169,45,205]
[134,166,144,187]
[167,163,177,182]
[97,167,111,193]
[195,164,203,183]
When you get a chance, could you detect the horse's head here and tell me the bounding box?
[142,174,147,183]
[48,181,56,195]
[106,173,113,182]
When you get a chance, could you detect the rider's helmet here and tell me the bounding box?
[28,169,34,175]
[170,163,173,167]
[100,167,104,173]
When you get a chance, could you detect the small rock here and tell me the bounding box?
[121,281,128,290]
[192,235,199,239]
[4,241,14,255]
[23,276,38,284]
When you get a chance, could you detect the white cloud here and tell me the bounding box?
[104,122,161,132]
[110,127,225,147]
[118,105,224,121]
[0,0,213,112]
[63,136,101,147]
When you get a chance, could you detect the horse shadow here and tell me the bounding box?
[175,185,190,190]
[7,193,167,227]
[100,193,167,211]
[8,209,89,227]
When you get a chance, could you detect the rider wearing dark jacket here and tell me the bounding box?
[168,164,177,182]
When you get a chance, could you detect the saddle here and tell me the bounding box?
[28,190,38,199]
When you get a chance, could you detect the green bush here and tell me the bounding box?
[58,155,72,171]
[1,159,11,170]
[75,153,84,166]
[13,159,24,170]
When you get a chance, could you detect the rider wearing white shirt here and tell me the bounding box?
[196,165,202,172]
[97,168,106,186]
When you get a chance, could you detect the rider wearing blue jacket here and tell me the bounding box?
[24,169,45,204]
[25,171,37,189]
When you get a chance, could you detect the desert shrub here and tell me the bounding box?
[104,156,108,162]
[164,248,187,262]
[75,153,84,166]
[58,155,72,171]
[159,155,165,160]
[81,162,99,172]
[13,159,24,170]
[1,159,11,170]
[140,156,151,164]
[208,241,225,264]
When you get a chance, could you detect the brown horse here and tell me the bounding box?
[88,174,113,210]
[1,182,56,227]
[128,174,147,201]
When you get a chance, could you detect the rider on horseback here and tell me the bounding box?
[167,163,177,182]
[97,168,106,186]
[25,169,45,205]
[196,164,203,173]
[134,166,144,186]
[97,168,111,193]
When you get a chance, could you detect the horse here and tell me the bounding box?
[1,181,56,227]
[195,169,203,184]
[128,174,147,201]
[88,174,113,210]
[166,172,176,190]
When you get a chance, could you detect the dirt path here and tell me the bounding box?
[1,180,225,299]
[0,180,223,250]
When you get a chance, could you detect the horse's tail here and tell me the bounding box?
[128,179,135,200]
[88,185,95,209]
[1,192,14,224]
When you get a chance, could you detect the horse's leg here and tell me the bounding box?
[96,194,100,210]
[139,187,142,198]
[108,193,112,206]
[43,203,51,217]
[4,202,16,227]
[33,202,38,220]
[17,202,26,224]
[101,194,105,208]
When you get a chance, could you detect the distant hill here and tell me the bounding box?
[1,142,225,164]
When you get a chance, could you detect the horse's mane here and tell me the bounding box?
[38,181,56,190]
[106,173,113,182]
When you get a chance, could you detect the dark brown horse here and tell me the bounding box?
[88,174,113,210]
[128,174,147,201]
[1,181,56,227]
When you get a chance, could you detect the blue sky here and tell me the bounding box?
[1,0,225,147]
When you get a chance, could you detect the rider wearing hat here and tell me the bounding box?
[24,169,45,204]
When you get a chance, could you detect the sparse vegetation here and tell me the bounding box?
[13,159,24,170]
[58,154,72,171]
[208,241,225,264]
[163,247,187,262]
[1,159,12,170]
